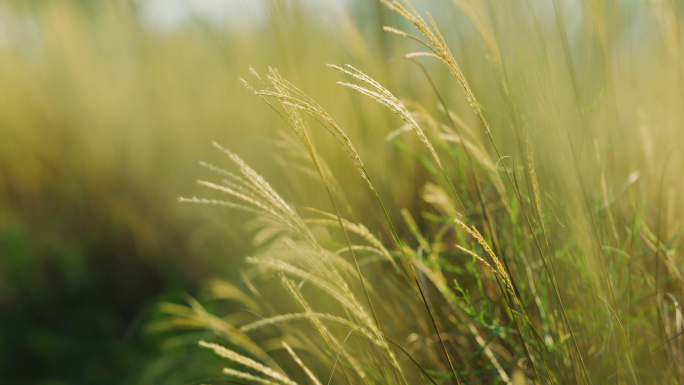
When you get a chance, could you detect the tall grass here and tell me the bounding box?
[155,0,684,383]
[2,0,682,383]
[0,1,407,382]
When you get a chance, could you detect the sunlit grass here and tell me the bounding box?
[154,0,684,383]
[3,0,684,383]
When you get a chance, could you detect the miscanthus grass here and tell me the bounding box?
[155,0,684,383]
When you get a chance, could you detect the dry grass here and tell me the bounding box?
[2,0,684,383]
[157,0,684,383]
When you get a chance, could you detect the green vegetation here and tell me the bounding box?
[2,0,684,383]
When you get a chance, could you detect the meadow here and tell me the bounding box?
[1,0,684,383]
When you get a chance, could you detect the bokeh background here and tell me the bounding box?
[3,0,684,383]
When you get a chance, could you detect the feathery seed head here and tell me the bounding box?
[199,341,297,385]
[330,64,443,168]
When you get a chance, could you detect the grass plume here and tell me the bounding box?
[161,0,684,384]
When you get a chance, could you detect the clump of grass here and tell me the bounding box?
[156,0,684,383]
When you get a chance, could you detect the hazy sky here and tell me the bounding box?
[140,0,267,29]
[140,0,350,31]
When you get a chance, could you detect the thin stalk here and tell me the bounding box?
[359,161,462,384]
[383,334,439,385]
[409,58,550,383]
[654,147,678,373]
[308,147,403,384]
[483,116,589,384]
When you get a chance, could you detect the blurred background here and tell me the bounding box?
[2,0,684,383]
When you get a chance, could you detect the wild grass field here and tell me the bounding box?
[1,0,684,383]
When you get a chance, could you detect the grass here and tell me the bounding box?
[153,0,684,384]
[1,0,682,383]
[0,1,397,382]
